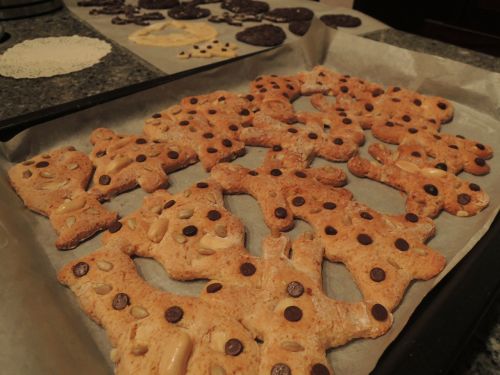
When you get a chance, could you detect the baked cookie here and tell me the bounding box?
[177,40,238,59]
[263,7,314,23]
[221,0,270,15]
[138,0,179,8]
[89,128,197,200]
[288,20,311,36]
[320,14,362,28]
[58,244,260,375]
[236,24,286,46]
[8,147,117,249]
[240,112,360,168]
[143,99,247,171]
[348,143,490,218]
[211,163,445,310]
[168,4,211,19]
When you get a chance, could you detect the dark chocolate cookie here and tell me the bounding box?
[168,4,211,19]
[288,20,311,36]
[320,14,362,28]
[236,24,286,46]
[221,0,269,15]
[138,0,179,9]
[263,7,313,23]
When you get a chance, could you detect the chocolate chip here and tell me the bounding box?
[287,128,298,133]
[457,193,471,205]
[165,306,183,323]
[435,163,448,171]
[413,99,422,106]
[287,281,304,298]
[392,98,401,103]
[475,157,486,166]
[423,184,438,196]
[152,113,161,118]
[295,171,306,178]
[324,226,337,235]
[203,132,214,139]
[99,175,111,185]
[271,169,282,176]
[207,147,218,153]
[35,161,49,168]
[208,109,217,115]
[272,363,291,375]
[308,132,318,140]
[333,138,344,145]
[188,110,196,114]
[207,210,221,221]
[311,363,330,375]
[182,225,198,237]
[469,183,480,191]
[225,338,243,356]
[197,182,208,188]
[437,102,447,110]
[164,200,176,209]
[342,118,352,125]
[357,234,372,245]
[240,262,256,276]
[408,128,418,134]
[402,115,411,122]
[240,109,250,116]
[340,86,348,93]
[108,221,122,233]
[135,154,147,162]
[476,143,485,150]
[112,293,130,310]
[449,145,458,150]
[456,134,465,139]
[323,202,336,210]
[338,112,347,117]
[179,120,189,126]
[393,87,401,92]
[370,267,386,282]
[229,124,239,131]
[248,170,259,176]
[206,282,222,293]
[260,88,268,93]
[385,121,394,127]
[395,238,409,251]
[372,88,384,97]
[246,94,255,101]
[371,304,388,321]
[273,145,283,151]
[365,103,374,112]
[360,211,373,220]
[22,170,32,178]
[72,262,89,277]
[405,213,419,222]
[292,196,305,207]
[190,98,198,104]
[284,306,303,322]
[274,207,288,219]
[167,151,179,159]
[96,150,106,158]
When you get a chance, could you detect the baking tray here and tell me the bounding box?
[1,27,499,375]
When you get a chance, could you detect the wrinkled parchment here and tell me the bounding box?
[1,26,499,375]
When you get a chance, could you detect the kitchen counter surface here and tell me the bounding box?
[1,5,498,375]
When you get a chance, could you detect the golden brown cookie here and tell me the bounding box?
[8,146,117,249]
[90,128,197,200]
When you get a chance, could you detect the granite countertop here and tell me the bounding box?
[1,6,499,375]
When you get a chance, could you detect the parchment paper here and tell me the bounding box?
[63,0,388,74]
[1,26,499,375]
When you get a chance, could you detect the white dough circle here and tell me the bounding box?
[128,20,218,47]
[0,36,112,79]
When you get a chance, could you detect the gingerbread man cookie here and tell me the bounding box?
[348,143,490,218]
[90,128,197,200]
[8,147,117,249]
[211,163,445,310]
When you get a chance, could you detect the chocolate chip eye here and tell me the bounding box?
[413,99,422,106]
[365,103,374,112]
[474,157,486,166]
[408,128,418,134]
[340,86,348,93]
[182,225,198,237]
[271,363,291,375]
[434,163,448,171]
[274,207,288,219]
[423,184,439,196]
[333,138,344,145]
[72,262,89,277]
[385,121,394,127]
[287,281,304,297]
[457,193,471,205]
[270,169,282,176]
[179,120,189,126]
[437,102,447,110]
[240,262,256,276]
[469,183,480,191]
[323,202,336,210]
[405,213,419,222]
[135,154,146,162]
[189,98,198,104]
[308,132,318,140]
[207,210,221,221]
[371,304,388,321]
[292,196,305,207]
[324,226,337,235]
[394,238,409,251]
[357,234,372,245]
[99,175,111,185]
[402,115,411,122]
[112,293,130,310]
[135,138,147,144]
[342,118,352,125]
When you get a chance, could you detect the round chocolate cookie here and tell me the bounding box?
[320,14,362,28]
[263,7,313,23]
[138,0,179,9]
[168,4,211,19]
[236,24,286,46]
[222,0,269,15]
[288,20,311,36]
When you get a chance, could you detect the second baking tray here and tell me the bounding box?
[1,27,499,375]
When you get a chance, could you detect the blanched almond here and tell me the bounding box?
[96,260,113,272]
[147,218,169,243]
